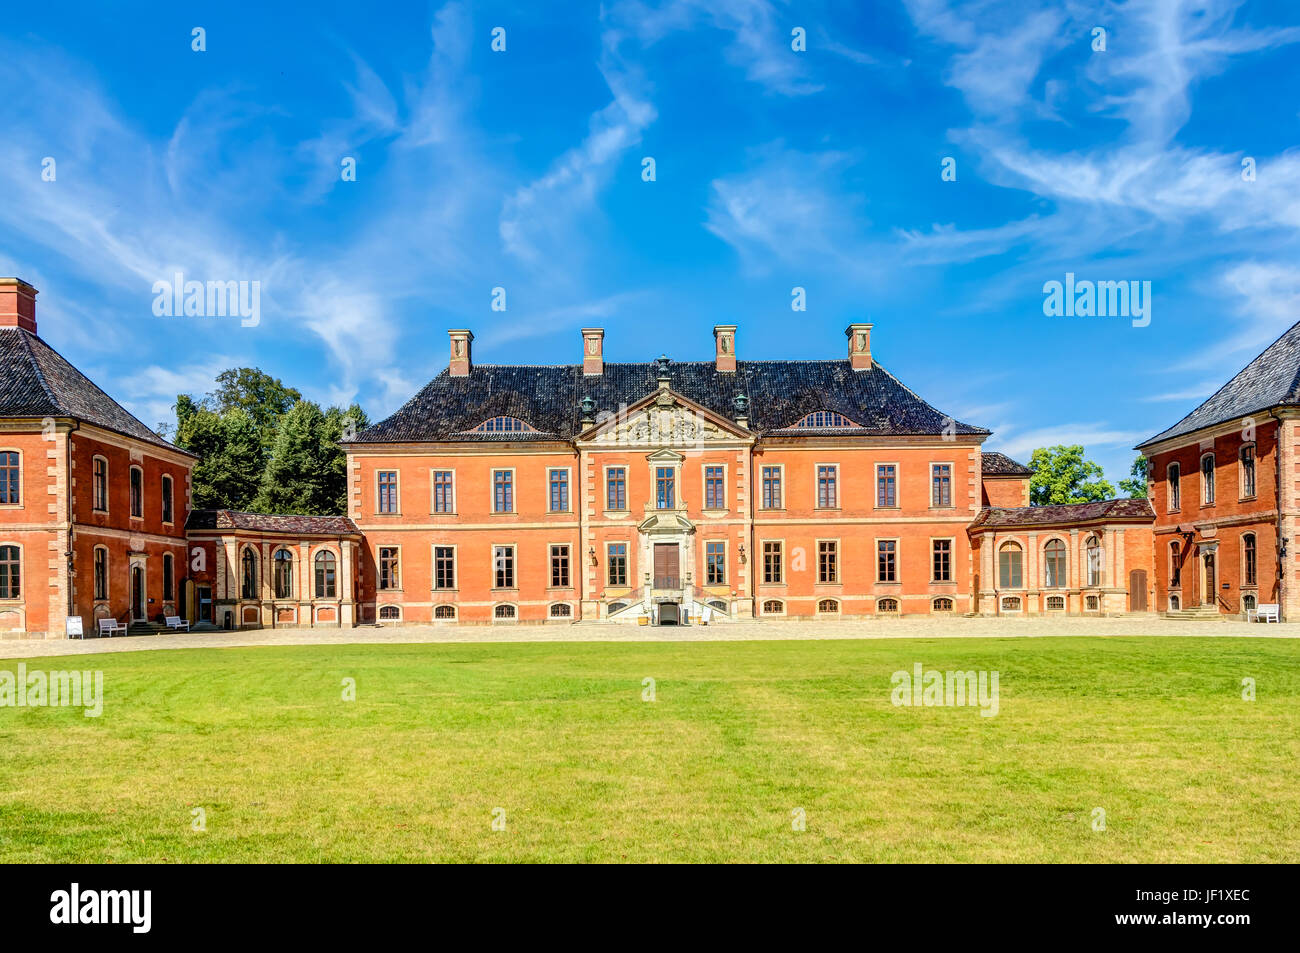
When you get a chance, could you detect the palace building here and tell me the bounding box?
[5,273,1293,636]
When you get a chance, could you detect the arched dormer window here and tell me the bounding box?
[472,416,535,433]
[793,411,860,429]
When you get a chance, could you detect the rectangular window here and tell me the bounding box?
[818,540,838,584]
[433,471,454,513]
[550,545,570,588]
[433,546,456,590]
[0,545,19,599]
[933,539,952,582]
[94,548,107,600]
[1244,535,1257,587]
[162,554,174,601]
[161,474,173,523]
[876,465,896,508]
[607,543,628,587]
[493,470,513,513]
[932,464,951,507]
[704,466,725,509]
[877,540,897,583]
[763,541,783,584]
[761,466,782,509]
[607,468,627,511]
[1168,463,1180,511]
[493,545,515,589]
[130,467,143,518]
[0,451,17,505]
[1240,445,1256,498]
[377,471,398,514]
[379,547,400,590]
[93,457,108,512]
[549,469,569,512]
[817,465,838,508]
[706,541,726,585]
[656,467,675,509]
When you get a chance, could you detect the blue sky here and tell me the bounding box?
[3,0,1299,485]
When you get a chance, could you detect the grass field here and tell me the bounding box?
[1,636,1297,863]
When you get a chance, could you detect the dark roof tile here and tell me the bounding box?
[969,498,1154,528]
[0,328,191,454]
[185,509,360,535]
[981,451,1033,476]
[351,359,989,443]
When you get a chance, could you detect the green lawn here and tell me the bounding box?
[1,637,1297,862]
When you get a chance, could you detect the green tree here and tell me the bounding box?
[212,367,302,442]
[253,400,337,515]
[323,403,370,514]
[1119,454,1149,499]
[1028,445,1116,505]
[176,401,263,510]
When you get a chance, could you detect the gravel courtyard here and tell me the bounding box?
[1,615,1296,658]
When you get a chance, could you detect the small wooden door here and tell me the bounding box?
[1129,570,1147,611]
[1204,554,1216,606]
[131,566,145,621]
[653,544,679,589]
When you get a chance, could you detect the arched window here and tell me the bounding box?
[1200,452,1215,505]
[161,474,174,523]
[1167,462,1180,511]
[378,605,401,621]
[241,548,258,600]
[932,597,954,613]
[877,598,900,613]
[1239,444,1256,499]
[1241,593,1256,616]
[434,605,456,620]
[793,411,860,429]
[494,604,517,619]
[92,456,108,512]
[129,465,144,518]
[1043,539,1066,588]
[1243,533,1256,587]
[1169,594,1180,611]
[314,551,337,598]
[162,553,174,601]
[998,542,1023,589]
[1046,595,1065,610]
[607,602,628,615]
[94,547,108,600]
[817,598,840,614]
[1001,596,1021,612]
[1086,536,1103,587]
[0,545,19,599]
[549,603,572,618]
[273,549,294,599]
[762,599,785,615]
[472,416,534,433]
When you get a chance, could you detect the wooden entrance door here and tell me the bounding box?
[1203,554,1216,606]
[1129,570,1147,611]
[131,566,145,621]
[653,544,679,589]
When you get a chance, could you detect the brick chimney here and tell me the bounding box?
[714,324,737,373]
[0,278,38,334]
[448,329,473,377]
[581,328,605,376]
[845,323,872,371]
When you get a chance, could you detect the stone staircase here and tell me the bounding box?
[1165,604,1224,621]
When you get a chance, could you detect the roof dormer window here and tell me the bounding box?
[472,416,535,433]
[793,411,860,429]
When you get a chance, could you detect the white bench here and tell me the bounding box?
[165,616,190,632]
[97,618,128,637]
[1247,603,1280,623]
